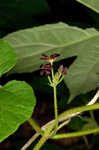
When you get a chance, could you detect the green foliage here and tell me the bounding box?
[4,23,99,101]
[0,80,36,142]
[0,39,36,142]
[1,0,99,149]
[0,40,17,77]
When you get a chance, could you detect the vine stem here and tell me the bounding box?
[33,124,54,150]
[33,136,48,150]
[21,133,40,150]
[20,90,99,150]
[28,118,43,135]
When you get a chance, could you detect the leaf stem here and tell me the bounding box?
[28,118,43,135]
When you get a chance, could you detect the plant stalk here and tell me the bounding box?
[53,85,58,133]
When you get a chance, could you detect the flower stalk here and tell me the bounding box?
[40,53,67,134]
[53,85,58,133]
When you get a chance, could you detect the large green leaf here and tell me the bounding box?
[0,40,17,77]
[3,22,99,101]
[0,80,36,142]
[75,0,99,13]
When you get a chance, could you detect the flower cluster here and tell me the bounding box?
[40,53,67,86]
[40,53,59,76]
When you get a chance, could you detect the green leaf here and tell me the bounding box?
[0,40,17,77]
[75,0,99,13]
[3,22,99,100]
[0,80,36,142]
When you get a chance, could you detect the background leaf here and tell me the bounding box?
[3,22,99,101]
[0,80,36,142]
[81,117,98,130]
[0,40,17,77]
[75,0,99,13]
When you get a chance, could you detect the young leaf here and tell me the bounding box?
[3,22,99,100]
[0,80,36,142]
[0,40,17,77]
[75,0,99,13]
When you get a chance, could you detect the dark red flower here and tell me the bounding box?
[40,53,60,61]
[40,63,52,76]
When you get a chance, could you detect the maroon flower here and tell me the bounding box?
[58,65,67,76]
[40,53,60,61]
[40,63,52,76]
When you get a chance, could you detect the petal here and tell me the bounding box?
[50,53,60,60]
[42,53,48,57]
[40,57,49,60]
